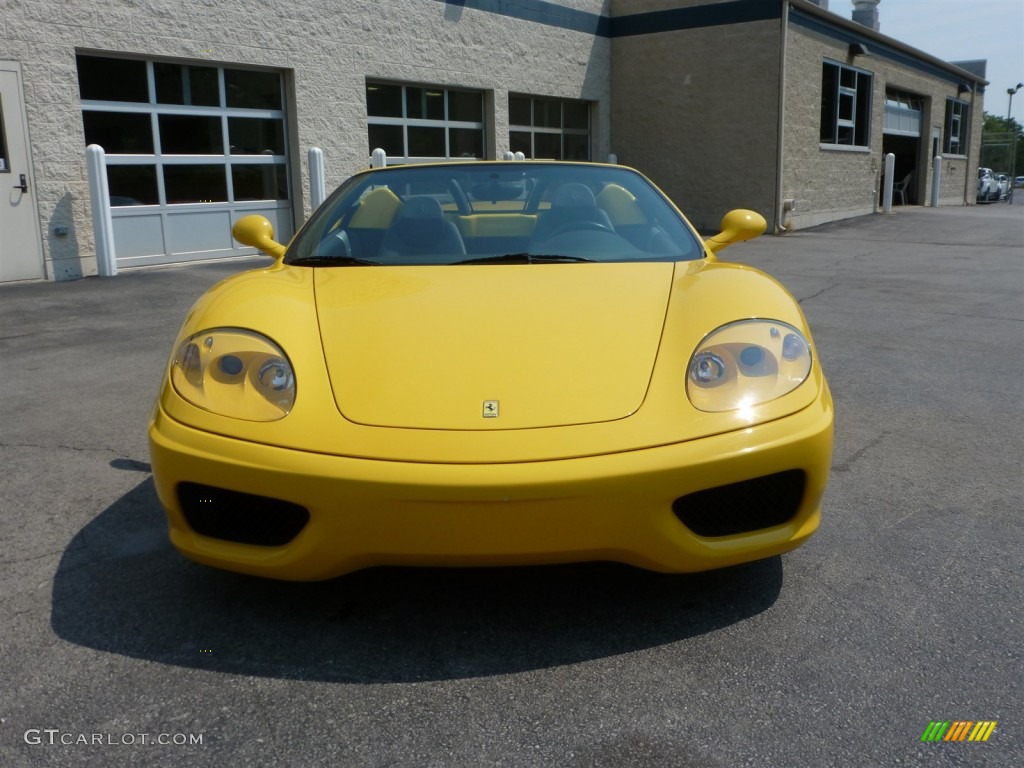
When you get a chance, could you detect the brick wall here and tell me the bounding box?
[782,23,984,230]
[611,19,782,233]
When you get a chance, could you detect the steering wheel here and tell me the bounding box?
[542,220,614,239]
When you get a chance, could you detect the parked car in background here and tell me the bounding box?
[977,168,997,202]
[993,174,1010,201]
[1014,176,1024,188]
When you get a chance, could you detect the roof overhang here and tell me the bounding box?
[787,0,989,89]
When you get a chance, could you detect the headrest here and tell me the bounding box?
[396,196,445,245]
[400,196,444,221]
[552,183,597,209]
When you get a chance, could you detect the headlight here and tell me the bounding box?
[686,320,811,412]
[170,328,295,421]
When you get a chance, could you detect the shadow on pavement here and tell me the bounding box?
[51,478,783,683]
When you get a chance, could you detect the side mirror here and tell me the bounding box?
[232,215,287,262]
[704,209,767,255]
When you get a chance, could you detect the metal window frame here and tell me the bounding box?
[366,81,486,163]
[508,94,591,160]
[820,60,873,149]
[79,59,290,208]
[944,98,968,157]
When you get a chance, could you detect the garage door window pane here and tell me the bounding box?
[534,98,561,128]
[533,133,561,159]
[76,56,149,103]
[232,164,288,201]
[564,101,589,130]
[564,133,589,161]
[448,90,483,122]
[509,96,531,126]
[159,115,224,154]
[367,83,403,117]
[224,69,281,110]
[107,165,159,205]
[228,117,285,155]
[509,131,531,156]
[406,87,445,120]
[163,165,227,203]
[449,128,483,159]
[191,66,220,107]
[368,124,404,156]
[154,63,219,107]
[83,112,154,153]
[407,126,445,157]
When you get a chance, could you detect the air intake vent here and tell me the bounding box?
[672,470,806,537]
[178,482,310,546]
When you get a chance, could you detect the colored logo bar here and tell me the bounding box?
[921,721,997,742]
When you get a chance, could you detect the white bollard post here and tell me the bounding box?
[882,152,895,213]
[502,151,515,161]
[513,152,525,161]
[607,153,618,165]
[371,148,387,168]
[931,155,942,207]
[308,147,325,210]
[86,144,117,277]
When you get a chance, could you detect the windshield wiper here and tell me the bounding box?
[454,253,594,265]
[288,256,380,267]
[528,254,594,262]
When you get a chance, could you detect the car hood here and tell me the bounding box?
[313,263,674,430]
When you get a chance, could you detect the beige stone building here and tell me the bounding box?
[613,0,987,231]
[0,0,987,282]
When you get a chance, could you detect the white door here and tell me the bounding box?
[0,62,44,282]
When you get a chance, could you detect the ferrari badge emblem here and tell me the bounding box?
[482,400,499,418]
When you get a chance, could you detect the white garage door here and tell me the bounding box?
[883,91,923,137]
[77,55,293,268]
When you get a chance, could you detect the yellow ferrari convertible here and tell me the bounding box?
[149,161,833,580]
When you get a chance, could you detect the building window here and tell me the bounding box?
[509,95,590,160]
[366,82,485,162]
[76,55,289,206]
[820,61,872,147]
[944,98,968,156]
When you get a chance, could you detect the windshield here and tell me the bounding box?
[286,163,703,266]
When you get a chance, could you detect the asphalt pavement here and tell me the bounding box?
[1,197,1021,767]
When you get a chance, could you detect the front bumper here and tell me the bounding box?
[149,394,833,581]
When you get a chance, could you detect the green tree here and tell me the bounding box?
[982,112,1024,174]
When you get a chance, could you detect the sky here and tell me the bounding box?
[820,0,1024,123]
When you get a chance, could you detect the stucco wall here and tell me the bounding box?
[610,18,782,232]
[0,0,610,280]
[782,21,984,230]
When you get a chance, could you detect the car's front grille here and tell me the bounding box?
[177,482,310,547]
[672,470,806,537]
